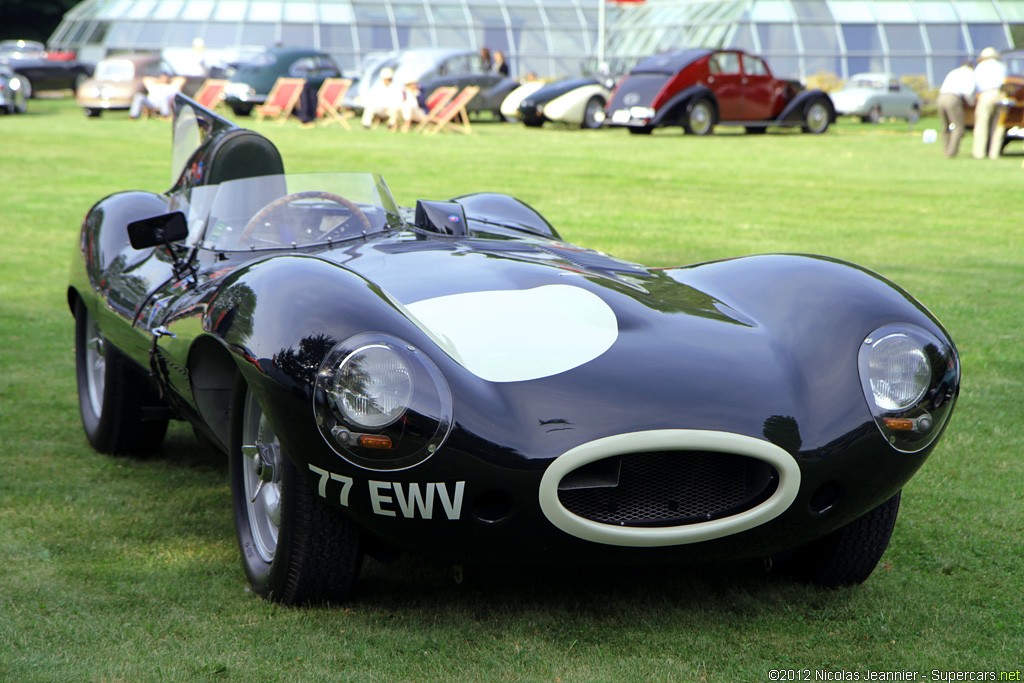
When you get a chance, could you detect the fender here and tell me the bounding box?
[651,84,716,128]
[776,89,835,125]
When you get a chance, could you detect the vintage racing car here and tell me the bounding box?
[605,48,835,135]
[69,96,959,604]
[512,76,612,129]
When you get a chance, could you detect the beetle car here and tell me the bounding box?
[605,48,835,135]
[512,76,612,129]
[69,95,959,604]
[829,73,922,123]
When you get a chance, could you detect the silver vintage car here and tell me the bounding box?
[830,73,922,123]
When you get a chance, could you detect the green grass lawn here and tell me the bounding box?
[1,99,1022,682]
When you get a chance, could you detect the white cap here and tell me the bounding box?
[380,67,394,80]
[980,47,999,61]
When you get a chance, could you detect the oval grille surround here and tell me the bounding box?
[557,450,778,527]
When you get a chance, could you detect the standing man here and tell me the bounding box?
[972,47,1007,159]
[937,60,976,157]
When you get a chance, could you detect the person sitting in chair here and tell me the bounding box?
[130,73,186,120]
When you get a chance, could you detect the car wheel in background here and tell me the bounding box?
[908,106,920,124]
[230,104,252,117]
[84,108,101,117]
[230,377,363,605]
[802,100,831,134]
[17,75,33,100]
[867,104,882,124]
[774,491,901,588]
[683,98,714,136]
[74,299,168,454]
[582,96,605,129]
[628,125,653,135]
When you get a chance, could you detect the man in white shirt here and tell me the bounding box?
[972,47,1007,159]
[937,60,976,157]
[361,67,403,129]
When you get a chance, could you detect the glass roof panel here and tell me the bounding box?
[154,1,185,20]
[283,3,316,22]
[749,1,794,22]
[827,1,875,22]
[871,1,917,21]
[956,1,1003,20]
[214,1,247,21]
[97,0,132,19]
[182,1,215,20]
[792,1,835,20]
[126,1,158,19]
[910,1,960,21]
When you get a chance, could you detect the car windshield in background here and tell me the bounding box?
[848,77,885,89]
[173,172,404,251]
[94,60,135,81]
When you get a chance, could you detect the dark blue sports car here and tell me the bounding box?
[68,95,959,604]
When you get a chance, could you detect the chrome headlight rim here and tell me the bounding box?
[313,333,453,472]
[858,323,959,453]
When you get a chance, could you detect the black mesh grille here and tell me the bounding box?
[557,451,778,527]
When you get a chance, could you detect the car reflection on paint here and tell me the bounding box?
[67,93,960,605]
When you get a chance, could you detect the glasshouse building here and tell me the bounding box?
[48,0,1024,85]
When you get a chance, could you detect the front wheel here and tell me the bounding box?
[802,100,831,134]
[774,491,901,588]
[230,377,362,604]
[683,98,714,136]
[74,299,168,454]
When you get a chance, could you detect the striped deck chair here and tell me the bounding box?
[193,78,228,111]
[254,77,306,123]
[417,85,479,134]
[316,78,354,128]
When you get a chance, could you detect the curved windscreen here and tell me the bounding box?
[169,172,404,251]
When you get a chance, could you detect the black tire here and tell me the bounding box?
[683,98,714,136]
[230,104,252,117]
[523,119,544,128]
[776,491,901,588]
[867,104,882,124]
[745,126,767,134]
[802,100,831,134]
[19,75,33,100]
[230,377,362,605]
[908,106,920,124]
[74,299,168,455]
[628,126,653,135]
[84,108,101,118]
[582,96,605,129]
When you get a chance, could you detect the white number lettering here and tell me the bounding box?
[393,482,435,519]
[368,480,396,517]
[308,464,352,507]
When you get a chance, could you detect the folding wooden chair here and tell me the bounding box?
[254,77,306,123]
[417,86,479,134]
[315,77,354,128]
[193,78,228,111]
[424,86,457,114]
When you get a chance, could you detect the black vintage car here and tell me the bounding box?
[68,96,959,604]
[0,40,92,98]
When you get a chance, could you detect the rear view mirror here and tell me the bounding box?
[127,212,189,249]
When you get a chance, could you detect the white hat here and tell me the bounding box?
[380,67,394,79]
[980,47,999,61]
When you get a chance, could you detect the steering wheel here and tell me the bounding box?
[240,191,373,244]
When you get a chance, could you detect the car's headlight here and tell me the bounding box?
[630,106,655,120]
[858,324,959,453]
[314,333,452,471]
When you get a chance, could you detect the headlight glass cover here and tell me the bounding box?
[858,324,959,453]
[314,333,452,471]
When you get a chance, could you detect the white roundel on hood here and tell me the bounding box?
[404,284,618,382]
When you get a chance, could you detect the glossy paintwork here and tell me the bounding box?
[68,96,956,566]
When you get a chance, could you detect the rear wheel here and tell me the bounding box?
[802,100,831,134]
[775,491,901,588]
[683,98,714,136]
[74,299,168,454]
[230,377,362,604]
[582,96,605,129]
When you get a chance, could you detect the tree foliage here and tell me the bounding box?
[0,0,80,44]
